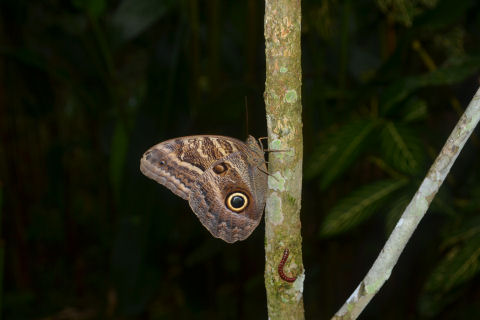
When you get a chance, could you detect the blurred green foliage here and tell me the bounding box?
[1,0,480,319]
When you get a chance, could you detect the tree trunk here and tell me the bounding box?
[264,0,305,319]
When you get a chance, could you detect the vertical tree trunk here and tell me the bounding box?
[264,0,305,319]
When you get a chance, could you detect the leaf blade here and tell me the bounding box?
[319,179,408,237]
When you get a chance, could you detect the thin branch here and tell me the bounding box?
[332,87,480,320]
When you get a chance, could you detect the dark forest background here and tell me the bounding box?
[1,0,480,319]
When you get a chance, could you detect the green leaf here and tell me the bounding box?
[380,55,480,115]
[304,136,339,180]
[319,179,408,237]
[402,98,428,123]
[439,216,480,251]
[376,0,438,27]
[419,56,480,85]
[414,0,473,31]
[380,122,425,175]
[305,119,378,189]
[420,233,480,317]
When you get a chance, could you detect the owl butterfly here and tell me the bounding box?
[140,135,268,243]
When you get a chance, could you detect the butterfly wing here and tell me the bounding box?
[141,139,196,199]
[140,136,246,199]
[188,151,267,243]
[140,135,267,242]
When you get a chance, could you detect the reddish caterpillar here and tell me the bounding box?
[278,248,297,283]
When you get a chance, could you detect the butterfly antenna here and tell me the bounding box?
[255,158,279,181]
[257,165,279,181]
[257,137,291,153]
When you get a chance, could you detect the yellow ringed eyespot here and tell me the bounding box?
[226,192,248,212]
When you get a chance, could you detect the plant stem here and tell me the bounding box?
[332,87,480,319]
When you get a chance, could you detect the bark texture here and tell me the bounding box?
[264,0,304,319]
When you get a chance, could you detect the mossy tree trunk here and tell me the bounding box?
[264,0,304,319]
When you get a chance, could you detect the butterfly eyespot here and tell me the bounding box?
[226,192,248,212]
[213,163,227,174]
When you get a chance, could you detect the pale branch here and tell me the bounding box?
[332,87,480,320]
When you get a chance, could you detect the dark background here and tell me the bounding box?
[1,0,480,319]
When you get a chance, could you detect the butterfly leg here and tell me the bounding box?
[257,137,268,152]
[257,136,290,153]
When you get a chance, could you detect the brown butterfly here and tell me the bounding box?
[140,135,267,243]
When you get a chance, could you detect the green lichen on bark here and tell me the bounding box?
[264,0,305,319]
